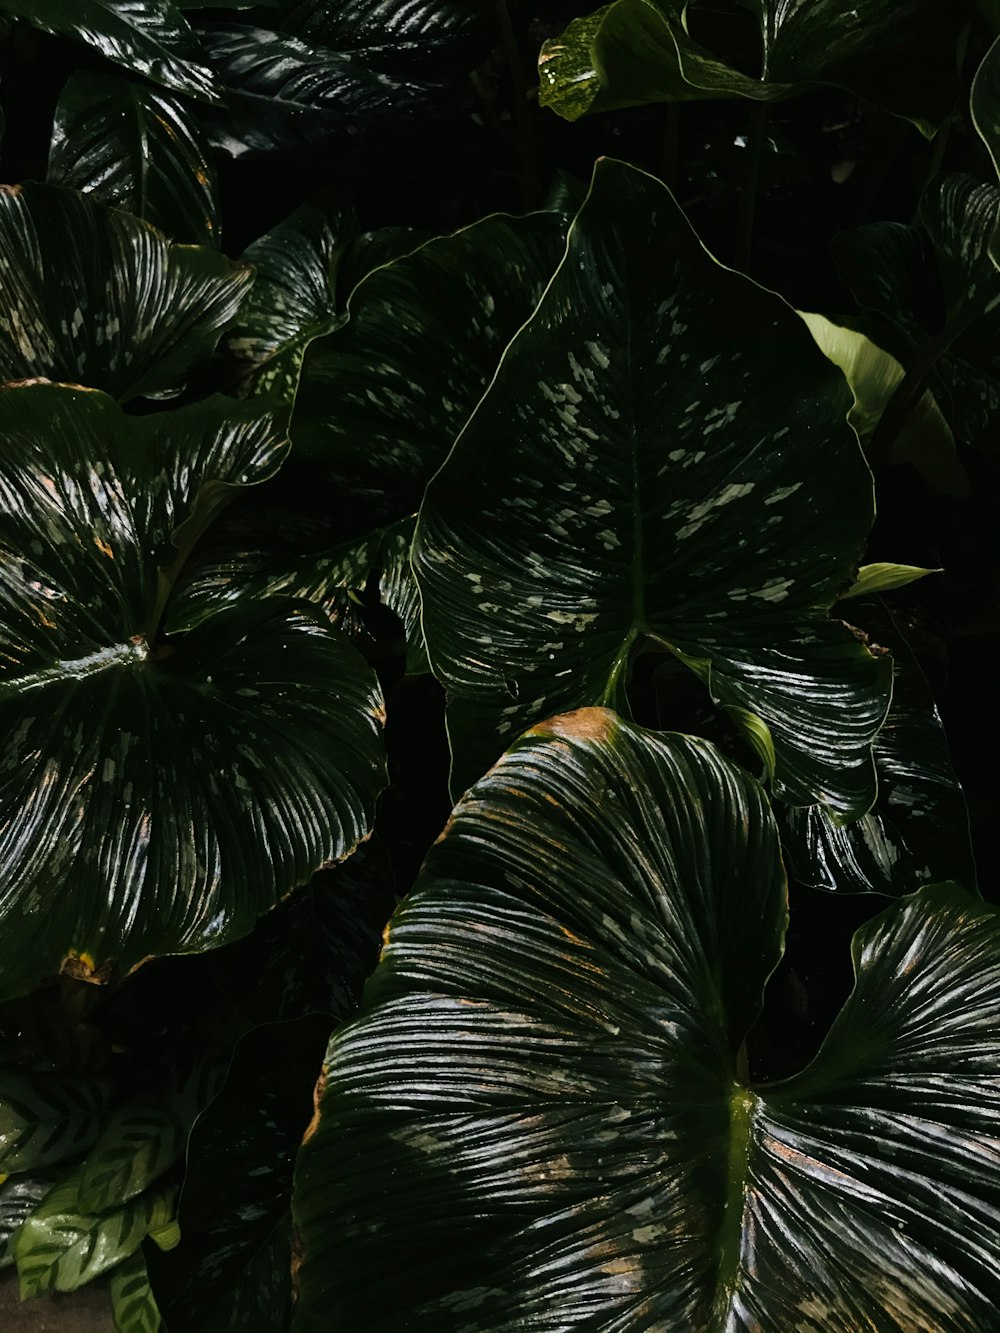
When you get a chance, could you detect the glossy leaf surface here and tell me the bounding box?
[539,0,966,134]
[780,608,976,895]
[0,383,386,997]
[292,708,1000,1331]
[415,159,890,813]
[292,208,569,521]
[0,1070,111,1173]
[49,72,221,246]
[78,1101,183,1213]
[0,1175,57,1269]
[833,174,1000,452]
[111,1252,162,1333]
[149,1015,331,1332]
[0,0,219,101]
[13,1170,176,1296]
[0,184,249,400]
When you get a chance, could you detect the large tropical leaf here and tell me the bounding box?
[415,159,890,814]
[48,72,221,247]
[779,604,976,895]
[538,0,968,134]
[291,707,1000,1331]
[290,207,569,519]
[0,1175,58,1269]
[194,24,435,160]
[12,1169,176,1296]
[833,173,1000,452]
[0,184,249,399]
[0,0,219,102]
[0,383,386,999]
[111,1251,162,1333]
[0,1069,111,1174]
[148,1014,331,1332]
[78,1101,184,1213]
[276,0,492,81]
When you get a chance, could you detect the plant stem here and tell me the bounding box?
[495,0,538,211]
[734,101,768,274]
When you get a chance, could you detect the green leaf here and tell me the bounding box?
[0,1174,58,1269]
[110,1252,162,1333]
[13,1169,176,1297]
[538,0,968,135]
[0,183,250,400]
[48,72,221,247]
[376,516,429,675]
[972,32,1000,181]
[291,708,1000,1331]
[0,383,386,998]
[840,562,938,600]
[195,24,435,160]
[0,0,219,102]
[415,159,891,815]
[779,605,977,895]
[0,1070,111,1174]
[799,309,969,496]
[148,1015,331,1332]
[212,839,395,1025]
[832,174,1000,454]
[291,207,570,522]
[78,1101,184,1213]
[277,0,493,81]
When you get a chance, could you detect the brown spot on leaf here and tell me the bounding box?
[301,1070,328,1147]
[531,708,617,744]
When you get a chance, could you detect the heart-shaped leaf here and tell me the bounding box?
[148,1014,331,1332]
[292,707,1000,1331]
[0,0,219,102]
[0,383,386,998]
[0,184,250,400]
[538,0,967,135]
[415,158,891,814]
[48,72,221,247]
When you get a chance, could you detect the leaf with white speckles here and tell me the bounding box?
[538,0,966,135]
[0,183,250,400]
[415,158,891,817]
[291,208,570,523]
[48,71,221,246]
[0,0,219,102]
[290,708,1000,1332]
[0,382,386,999]
[147,1015,332,1332]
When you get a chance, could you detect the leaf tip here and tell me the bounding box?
[529,707,617,744]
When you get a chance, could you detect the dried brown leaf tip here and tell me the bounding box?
[530,707,617,744]
[60,950,114,985]
[301,1070,328,1147]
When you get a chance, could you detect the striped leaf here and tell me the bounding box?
[79,1101,184,1214]
[0,1070,111,1174]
